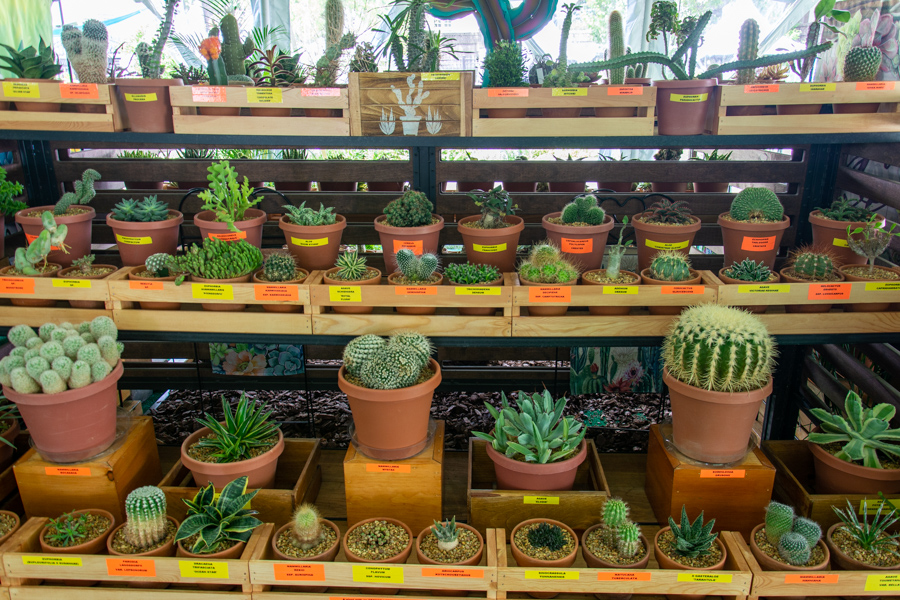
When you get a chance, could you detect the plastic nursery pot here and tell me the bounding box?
[542,212,614,271]
[749,523,830,581]
[0,510,20,548]
[653,79,717,136]
[57,264,118,308]
[374,214,445,275]
[808,429,900,494]
[181,425,285,489]
[548,182,587,193]
[15,205,95,268]
[826,522,900,576]
[3,361,123,463]
[40,509,116,555]
[639,268,703,316]
[6,79,61,112]
[809,210,878,266]
[486,439,587,491]
[510,518,579,599]
[449,276,503,316]
[191,273,253,311]
[193,208,267,248]
[838,265,900,312]
[127,267,182,310]
[717,212,790,269]
[115,78,183,133]
[632,213,701,273]
[693,182,729,193]
[337,359,441,460]
[0,264,62,307]
[279,214,347,271]
[779,267,846,314]
[177,538,247,591]
[663,368,772,464]
[416,522,484,596]
[716,268,782,314]
[581,270,641,316]
[458,215,524,273]
[387,272,444,315]
[654,526,727,600]
[323,267,382,314]
[650,182,687,193]
[518,276,578,316]
[107,210,184,266]
[343,517,414,595]
[252,269,309,313]
[0,419,20,468]
[582,525,651,600]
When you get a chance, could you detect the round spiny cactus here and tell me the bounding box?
[790,249,834,280]
[264,252,298,282]
[359,344,424,389]
[125,486,168,549]
[291,503,324,550]
[8,325,38,348]
[777,531,811,566]
[396,249,439,282]
[844,46,882,82]
[561,195,606,226]
[765,501,794,546]
[69,361,92,389]
[388,330,433,366]
[602,498,629,528]
[383,190,434,228]
[792,517,821,548]
[343,335,387,378]
[649,250,692,281]
[730,188,784,222]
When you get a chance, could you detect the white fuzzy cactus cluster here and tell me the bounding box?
[0,317,122,394]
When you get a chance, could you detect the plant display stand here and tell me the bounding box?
[13,416,161,523]
[645,424,776,539]
[467,438,609,534]
[472,85,657,136]
[349,72,474,137]
[0,270,117,326]
[170,86,351,136]
[0,82,126,131]
[344,421,444,534]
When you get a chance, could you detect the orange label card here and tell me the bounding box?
[45,467,90,476]
[107,558,156,577]
[393,239,424,254]
[487,88,529,97]
[60,83,99,99]
[207,231,247,241]
[661,286,705,295]
[741,236,776,251]
[607,86,643,96]
[700,469,745,478]
[192,86,227,102]
[561,238,592,253]
[857,81,894,91]
[529,287,572,302]
[808,283,851,300]
[274,563,326,581]
[0,278,35,294]
[255,285,299,302]
[598,572,652,581]
[395,286,437,296]
[130,281,164,291]
[423,568,484,579]
[301,87,341,96]
[785,574,839,584]
[744,84,779,93]
[366,464,412,473]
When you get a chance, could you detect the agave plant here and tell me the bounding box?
[194,393,280,463]
[808,389,900,468]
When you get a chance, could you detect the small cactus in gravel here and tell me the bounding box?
[124,486,169,549]
[291,503,324,550]
[263,252,298,282]
[431,516,460,551]
[649,250,692,281]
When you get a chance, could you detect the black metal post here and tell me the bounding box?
[763,345,807,440]
[795,143,843,246]
[17,140,58,206]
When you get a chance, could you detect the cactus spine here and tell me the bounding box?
[291,503,324,550]
[608,11,625,85]
[61,20,108,84]
[124,486,169,549]
[736,19,759,85]
[220,13,254,77]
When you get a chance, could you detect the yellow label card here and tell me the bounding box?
[832,238,849,247]
[3,81,40,98]
[291,237,328,247]
[421,72,460,80]
[329,286,361,302]
[866,573,900,591]
[800,83,836,92]
[866,282,900,291]
[603,286,638,295]
[116,234,152,245]
[247,87,283,103]
[677,573,732,583]
[352,565,404,583]
[646,239,689,250]
[551,87,587,96]
[860,498,900,514]
[192,284,234,300]
[179,561,229,578]
[524,496,559,505]
[670,93,708,103]
[473,243,507,253]
[525,570,579,580]
[53,279,92,288]
[737,284,790,294]
[124,93,157,102]
[455,287,502,295]
[23,556,82,567]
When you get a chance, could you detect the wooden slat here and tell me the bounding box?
[473,86,657,109]
[717,81,900,106]
[357,119,463,137]
[169,86,348,108]
[0,82,113,104]
[473,116,654,137]
[836,165,900,212]
[0,112,117,133]
[713,113,900,135]
[174,115,350,136]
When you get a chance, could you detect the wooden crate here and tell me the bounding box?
[645,424,775,539]
[510,272,718,337]
[107,267,312,334]
[472,85,656,137]
[0,81,125,131]
[0,269,117,327]
[344,422,443,535]
[494,528,751,600]
[170,85,350,136]
[468,438,610,535]
[13,416,161,523]
[160,438,321,528]
[707,82,900,135]
[349,72,473,137]
[307,270,512,337]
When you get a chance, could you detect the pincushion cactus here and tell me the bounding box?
[343,331,432,390]
[561,195,606,226]
[729,187,784,222]
[61,20,108,84]
[395,249,439,283]
[518,243,580,284]
[124,486,169,549]
[291,503,324,550]
[764,502,822,566]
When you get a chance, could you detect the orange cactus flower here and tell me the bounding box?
[199,37,222,61]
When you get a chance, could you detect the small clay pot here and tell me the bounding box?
[194,208,267,249]
[631,214,701,273]
[808,210,875,266]
[718,212,790,269]
[0,264,62,307]
[177,539,246,591]
[542,213,615,271]
[7,79,61,112]
[458,215,524,273]
[716,268,783,314]
[387,272,443,315]
[826,522,898,593]
[510,518,579,599]
[374,214,445,274]
[343,518,414,595]
[653,79,716,136]
[107,516,179,589]
[640,268,703,315]
[779,268,846,313]
[448,276,503,316]
[416,522,484,596]
[749,522,830,600]
[115,78,183,133]
[279,214,347,272]
[0,510,20,548]
[323,267,382,314]
[582,524,651,600]
[486,439,587,491]
[252,269,309,313]
[181,425,284,489]
[40,509,116,555]
[837,265,899,312]
[581,270,641,315]
[272,519,341,562]
[56,264,117,308]
[127,266,182,310]
[809,433,900,494]
[654,526,727,600]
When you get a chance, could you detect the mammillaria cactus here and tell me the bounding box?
[729,187,784,222]
[343,331,432,390]
[518,243,580,284]
[263,252,299,282]
[561,195,606,226]
[603,499,629,529]
[61,19,108,84]
[765,501,795,545]
[649,251,692,281]
[382,190,433,228]
[736,19,760,85]
[431,516,459,551]
[124,486,169,549]
[763,501,822,566]
[395,249,439,283]
[145,253,176,278]
[55,169,101,216]
[789,248,835,281]
[291,503,324,550]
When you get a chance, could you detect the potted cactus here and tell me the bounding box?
[835,10,884,114]
[387,249,443,315]
[582,217,640,316]
[166,238,263,312]
[57,255,118,309]
[60,20,108,114]
[0,165,25,259]
[0,39,63,112]
[127,253,185,311]
[517,243,581,317]
[416,516,484,569]
[826,496,900,572]
[632,197,700,272]
[809,197,875,266]
[106,196,184,266]
[718,187,790,269]
[0,507,19,549]
[0,317,124,463]
[718,259,781,314]
[459,187,523,272]
[582,499,650,597]
[838,215,900,312]
[195,160,266,247]
[539,4,589,118]
[780,247,845,313]
[252,251,308,313]
[0,212,67,307]
[374,190,445,274]
[108,486,179,559]
[596,12,636,118]
[482,41,529,118]
[272,503,341,564]
[510,519,579,599]
[444,263,502,316]
[690,150,733,193]
[640,251,702,315]
[40,509,116,556]
[279,202,347,271]
[342,518,414,594]
[323,250,383,315]
[654,506,727,599]
[662,305,776,463]
[542,194,615,270]
[749,502,830,575]
[338,332,441,460]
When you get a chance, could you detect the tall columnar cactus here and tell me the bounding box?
[608,11,626,85]
[649,251,692,281]
[603,498,629,528]
[55,169,101,216]
[220,13,254,77]
[343,331,432,390]
[291,503,324,550]
[736,19,759,85]
[60,19,108,84]
[325,0,345,74]
[561,195,606,225]
[729,187,784,222]
[263,252,298,282]
[790,249,834,280]
[124,486,169,549]
[137,0,179,79]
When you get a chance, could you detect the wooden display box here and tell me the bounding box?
[645,424,775,539]
[249,523,498,600]
[468,438,609,534]
[472,85,657,137]
[494,528,751,599]
[707,82,900,135]
[510,272,718,337]
[349,72,473,137]
[107,267,312,334]
[13,416,162,523]
[307,270,513,336]
[0,81,125,131]
[160,438,321,527]
[170,85,350,136]
[344,421,443,535]
[0,269,117,327]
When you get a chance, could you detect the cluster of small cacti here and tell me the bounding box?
[170,238,263,284]
[736,19,759,85]
[333,250,370,280]
[343,331,432,390]
[0,317,122,394]
[284,202,337,227]
[382,190,434,228]
[55,169,101,216]
[396,248,439,282]
[263,252,299,282]
[111,196,170,222]
[15,212,68,275]
[765,502,822,566]
[518,243,580,284]
[561,195,606,226]
[722,259,772,282]
[60,19,108,84]
[291,503,325,550]
[789,248,835,281]
[641,198,693,225]
[729,187,784,222]
[649,250,692,281]
[601,498,643,558]
[124,486,169,550]
[431,516,460,551]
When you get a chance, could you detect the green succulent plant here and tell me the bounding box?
[431,516,459,551]
[333,250,371,281]
[291,503,324,550]
[729,187,784,222]
[649,250,692,281]
[527,522,567,551]
[847,215,900,276]
[808,389,900,469]
[0,166,25,216]
[815,197,872,222]
[788,248,835,281]
[382,190,433,228]
[763,501,822,566]
[605,217,633,280]
[197,160,262,232]
[145,253,177,278]
[14,212,69,275]
[668,505,718,559]
[518,244,580,284]
[111,196,170,222]
[175,476,262,554]
[467,186,519,229]
[284,202,337,227]
[640,198,694,225]
[61,20,108,84]
[263,252,299,282]
[561,195,606,226]
[55,169,101,216]
[722,259,773,282]
[832,494,900,559]
[170,238,263,285]
[443,263,500,285]
[483,40,528,87]
[45,512,89,547]
[194,393,280,464]
[0,39,63,79]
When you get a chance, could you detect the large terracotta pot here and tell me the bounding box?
[338,359,441,460]
[127,267,182,310]
[181,425,284,489]
[779,268,846,313]
[718,212,790,269]
[323,267,382,314]
[0,264,62,307]
[749,522,830,600]
[654,526,727,600]
[387,272,443,315]
[542,213,614,271]
[809,210,874,266]
[343,518,413,595]
[663,368,772,464]
[191,273,252,311]
[374,214,445,274]
[809,435,900,494]
[115,78,183,133]
[838,265,899,312]
[193,209,267,248]
[279,215,346,271]
[716,268,782,314]
[41,509,116,555]
[510,518,578,599]
[458,215,524,273]
[107,210,183,266]
[581,270,641,316]
[449,276,503,316]
[518,276,578,316]
[654,79,717,136]
[57,264,117,308]
[177,539,246,591]
[486,439,587,491]
[639,268,703,315]
[582,525,651,600]
[416,522,484,596]
[632,214,701,272]
[252,269,308,313]
[16,205,95,267]
[3,361,123,463]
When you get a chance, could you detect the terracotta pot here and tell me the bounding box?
[833,102,880,114]
[449,277,502,316]
[632,213,701,272]
[518,276,578,316]
[191,273,253,311]
[838,265,899,312]
[809,435,900,494]
[7,79,61,112]
[279,214,347,271]
[107,516,179,588]
[625,78,652,86]
[749,522,830,600]
[457,181,495,192]
[541,107,581,118]
[664,368,772,464]
[653,79,717,136]
[504,181,538,193]
[650,182,687,193]
[542,213,614,271]
[374,214,445,274]
[107,210,183,266]
[0,419,20,468]
[510,518,579,599]
[181,425,284,489]
[318,181,358,192]
[125,181,165,190]
[115,78,183,133]
[826,522,898,586]
[776,104,822,115]
[3,361,123,463]
[716,268,782,314]
[387,272,443,315]
[56,264,117,308]
[725,105,765,116]
[416,522,484,595]
[272,519,341,561]
[693,182,729,193]
[127,267,182,310]
[278,181,313,192]
[338,359,441,460]
[252,269,308,313]
[779,268,846,313]
[486,108,528,118]
[16,205,95,267]
[250,106,291,117]
[343,517,413,595]
[323,267,382,314]
[486,439,587,491]
[581,270,641,316]
[548,182,587,193]
[597,182,632,193]
[654,526,727,600]
[0,264,62,307]
[193,208,267,248]
[458,215,524,272]
[41,508,116,554]
[0,510,20,548]
[639,268,703,315]
[367,182,405,192]
[305,108,343,118]
[595,105,637,118]
[809,210,876,266]
[177,539,246,591]
[718,212,790,269]
[198,106,240,116]
[582,525,651,600]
